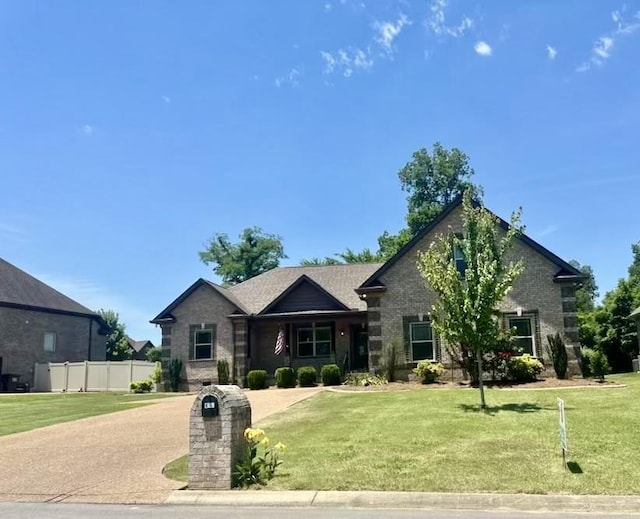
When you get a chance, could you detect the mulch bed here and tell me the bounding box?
[335,377,624,392]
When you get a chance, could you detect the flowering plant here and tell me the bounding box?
[234,427,286,487]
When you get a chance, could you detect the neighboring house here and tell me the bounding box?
[631,306,640,355]
[0,258,107,389]
[126,336,155,361]
[151,197,583,390]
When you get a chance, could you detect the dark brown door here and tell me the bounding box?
[351,325,368,370]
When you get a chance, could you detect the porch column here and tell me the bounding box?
[366,296,382,372]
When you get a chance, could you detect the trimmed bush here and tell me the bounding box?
[247,370,268,390]
[150,362,162,383]
[321,364,341,386]
[587,349,610,381]
[546,333,568,379]
[168,358,183,392]
[217,358,230,385]
[507,354,544,382]
[130,379,153,393]
[275,367,296,388]
[297,366,317,387]
[413,361,445,384]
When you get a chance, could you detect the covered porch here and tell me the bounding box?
[245,311,369,377]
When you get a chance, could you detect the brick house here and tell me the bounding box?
[126,336,155,361]
[0,258,107,389]
[151,198,583,389]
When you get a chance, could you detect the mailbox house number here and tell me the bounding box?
[202,395,219,417]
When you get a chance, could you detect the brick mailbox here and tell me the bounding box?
[188,385,251,489]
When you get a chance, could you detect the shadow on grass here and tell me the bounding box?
[458,402,543,415]
[567,461,583,474]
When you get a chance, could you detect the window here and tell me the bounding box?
[43,332,56,352]
[297,325,331,357]
[410,322,435,361]
[194,329,214,360]
[453,244,467,277]
[508,317,536,356]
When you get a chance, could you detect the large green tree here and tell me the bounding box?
[378,143,483,259]
[300,248,383,266]
[98,309,132,361]
[569,260,599,313]
[416,191,523,409]
[199,226,286,285]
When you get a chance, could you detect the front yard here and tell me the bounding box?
[0,392,178,436]
[167,373,639,494]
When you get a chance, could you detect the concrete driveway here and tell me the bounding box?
[0,387,322,504]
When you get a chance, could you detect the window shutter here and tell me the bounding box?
[188,325,197,361]
[402,316,418,363]
[210,323,217,360]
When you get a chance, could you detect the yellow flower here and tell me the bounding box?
[260,437,270,448]
[244,427,266,444]
[274,442,286,453]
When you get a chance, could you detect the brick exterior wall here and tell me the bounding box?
[0,306,106,386]
[162,284,236,391]
[373,205,580,377]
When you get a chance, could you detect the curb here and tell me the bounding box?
[165,490,640,513]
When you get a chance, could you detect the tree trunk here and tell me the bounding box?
[476,349,486,409]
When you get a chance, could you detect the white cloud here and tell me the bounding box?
[546,44,558,60]
[324,2,332,12]
[274,68,301,88]
[162,95,171,104]
[321,48,373,77]
[82,124,94,135]
[426,0,474,38]
[536,224,558,238]
[474,41,492,56]
[578,7,640,72]
[374,13,411,52]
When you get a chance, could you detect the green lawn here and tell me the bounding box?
[166,374,640,494]
[0,392,179,436]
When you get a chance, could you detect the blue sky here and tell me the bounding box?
[1,0,639,343]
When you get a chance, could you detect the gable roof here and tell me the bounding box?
[229,263,383,314]
[126,337,154,352]
[358,196,583,291]
[150,278,249,323]
[0,258,99,317]
[260,274,351,315]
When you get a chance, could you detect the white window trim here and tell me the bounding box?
[508,315,537,357]
[409,321,436,362]
[193,329,214,361]
[297,324,332,358]
[43,332,56,352]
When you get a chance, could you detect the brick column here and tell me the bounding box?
[188,385,251,490]
[365,296,382,372]
[560,285,581,376]
[232,318,248,386]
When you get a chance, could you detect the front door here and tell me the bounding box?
[351,325,368,371]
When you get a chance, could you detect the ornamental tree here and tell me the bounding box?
[416,191,524,409]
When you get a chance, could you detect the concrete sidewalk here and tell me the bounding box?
[165,490,640,514]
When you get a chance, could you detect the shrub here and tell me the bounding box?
[168,358,183,392]
[413,361,445,384]
[145,346,162,363]
[247,370,268,390]
[217,358,230,385]
[588,350,610,381]
[297,366,317,387]
[321,364,341,386]
[130,379,153,393]
[150,362,162,384]
[344,372,388,386]
[275,367,296,388]
[546,333,568,379]
[380,339,403,382]
[579,347,595,378]
[234,427,286,487]
[507,354,544,382]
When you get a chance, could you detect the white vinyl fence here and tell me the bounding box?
[34,360,156,392]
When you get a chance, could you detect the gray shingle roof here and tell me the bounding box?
[126,337,154,352]
[0,258,97,316]
[630,306,640,319]
[229,263,383,314]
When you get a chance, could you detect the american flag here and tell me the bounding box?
[275,327,285,356]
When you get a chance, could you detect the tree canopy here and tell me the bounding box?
[416,191,523,408]
[98,309,132,361]
[199,226,286,285]
[569,260,599,313]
